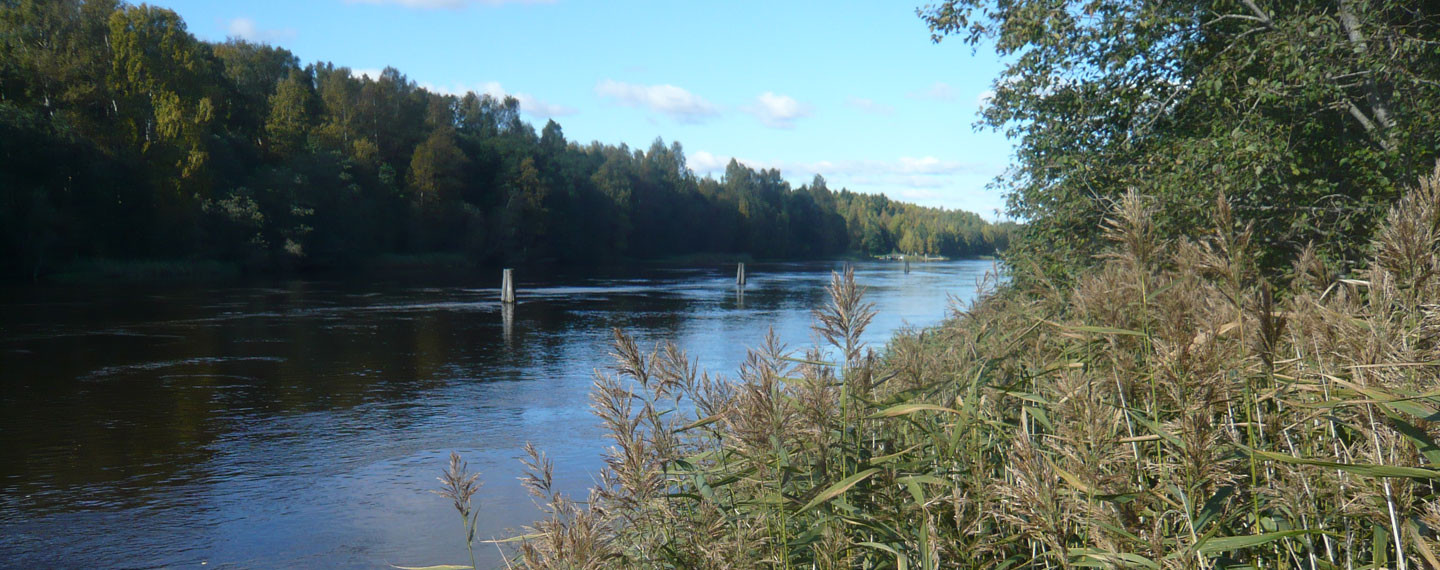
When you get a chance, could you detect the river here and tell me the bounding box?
[0,260,996,568]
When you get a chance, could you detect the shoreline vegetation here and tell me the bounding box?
[0,1,1015,284]
[442,172,1440,569]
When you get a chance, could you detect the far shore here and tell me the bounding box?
[12,253,1000,287]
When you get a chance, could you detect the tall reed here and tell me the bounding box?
[433,451,483,570]
[461,166,1440,568]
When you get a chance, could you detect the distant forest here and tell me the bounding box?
[0,1,1014,279]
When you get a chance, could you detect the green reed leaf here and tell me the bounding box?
[1196,529,1333,555]
[1245,446,1440,478]
[800,468,881,512]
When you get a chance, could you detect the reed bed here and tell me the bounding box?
[445,168,1440,568]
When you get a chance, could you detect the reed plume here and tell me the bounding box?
[433,451,483,570]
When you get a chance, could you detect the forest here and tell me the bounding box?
[0,0,1013,281]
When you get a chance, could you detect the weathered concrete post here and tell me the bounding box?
[501,268,515,304]
[501,301,515,345]
[736,263,746,286]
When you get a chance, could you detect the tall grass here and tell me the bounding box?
[434,451,483,570]
[448,167,1440,568]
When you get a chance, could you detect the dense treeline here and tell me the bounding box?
[0,0,1010,280]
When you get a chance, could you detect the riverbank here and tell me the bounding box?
[501,185,1440,567]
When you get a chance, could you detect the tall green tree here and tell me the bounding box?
[108,3,222,251]
[0,0,117,131]
[408,127,467,205]
[264,69,316,157]
[109,4,217,169]
[212,40,299,147]
[311,63,360,154]
[922,0,1440,278]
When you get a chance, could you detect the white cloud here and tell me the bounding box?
[976,89,995,107]
[467,81,506,99]
[789,157,989,179]
[423,81,577,119]
[688,151,731,174]
[909,81,958,102]
[896,156,974,175]
[511,94,576,119]
[420,80,576,118]
[227,17,296,43]
[845,97,894,116]
[349,68,387,81]
[344,0,554,9]
[744,92,811,129]
[227,17,258,38]
[594,79,719,124]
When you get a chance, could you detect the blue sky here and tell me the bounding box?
[150,0,1014,218]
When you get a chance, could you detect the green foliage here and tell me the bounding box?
[264,69,316,157]
[921,0,1440,283]
[408,127,468,206]
[0,0,117,131]
[213,39,300,145]
[0,1,1009,280]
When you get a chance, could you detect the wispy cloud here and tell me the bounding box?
[845,97,894,116]
[976,89,995,108]
[688,151,731,173]
[344,0,554,9]
[595,79,719,124]
[349,68,387,81]
[894,156,975,175]
[744,92,811,129]
[423,80,577,119]
[227,17,296,43]
[908,81,958,102]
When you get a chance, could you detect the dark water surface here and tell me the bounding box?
[0,260,995,568]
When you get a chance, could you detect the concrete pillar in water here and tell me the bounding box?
[501,268,515,304]
[501,301,515,346]
[736,262,746,286]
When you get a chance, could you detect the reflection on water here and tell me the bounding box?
[0,260,996,568]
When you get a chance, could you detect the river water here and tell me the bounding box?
[0,260,996,568]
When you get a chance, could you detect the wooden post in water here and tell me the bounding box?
[736,263,746,286]
[903,256,910,274]
[501,268,515,304]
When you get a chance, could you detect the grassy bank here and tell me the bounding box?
[450,170,1440,569]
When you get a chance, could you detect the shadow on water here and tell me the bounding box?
[0,260,997,568]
